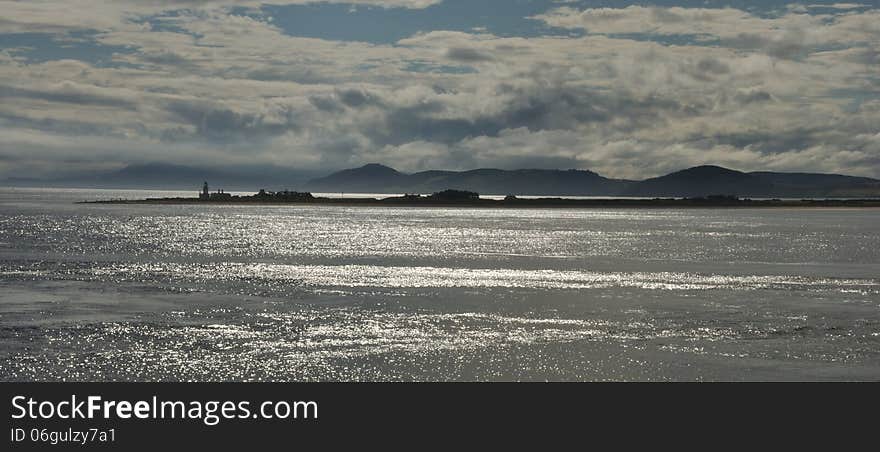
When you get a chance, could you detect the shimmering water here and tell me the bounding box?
[1,187,879,381]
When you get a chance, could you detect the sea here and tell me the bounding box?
[1,187,878,381]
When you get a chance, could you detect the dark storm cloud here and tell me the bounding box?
[696,57,730,75]
[309,95,345,113]
[136,50,194,68]
[445,47,494,62]
[376,101,501,145]
[722,32,811,60]
[337,88,381,108]
[245,66,334,84]
[845,47,880,65]
[0,111,115,136]
[698,128,824,154]
[681,57,732,82]
[308,89,382,113]
[733,90,772,105]
[164,99,299,142]
[0,83,138,109]
[363,82,687,147]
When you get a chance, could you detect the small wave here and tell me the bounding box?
[2,261,877,295]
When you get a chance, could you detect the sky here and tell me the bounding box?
[0,0,879,180]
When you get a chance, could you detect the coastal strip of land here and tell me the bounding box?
[79,189,880,208]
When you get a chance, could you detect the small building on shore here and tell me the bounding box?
[199,181,232,200]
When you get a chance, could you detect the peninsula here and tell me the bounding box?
[83,186,880,208]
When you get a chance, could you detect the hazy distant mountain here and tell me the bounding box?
[307,163,880,198]
[4,163,317,190]
[307,164,632,195]
[93,163,232,188]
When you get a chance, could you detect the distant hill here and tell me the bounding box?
[749,172,880,197]
[628,165,880,197]
[309,163,408,191]
[307,164,632,195]
[306,164,880,198]
[626,165,773,197]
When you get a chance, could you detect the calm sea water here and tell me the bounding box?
[1,187,878,381]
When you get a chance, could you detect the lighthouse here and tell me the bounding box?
[200,181,209,200]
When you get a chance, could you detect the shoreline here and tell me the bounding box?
[80,196,880,208]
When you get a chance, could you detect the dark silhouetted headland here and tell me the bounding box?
[84,188,880,208]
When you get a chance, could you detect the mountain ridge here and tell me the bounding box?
[4,162,879,198]
[307,163,632,196]
[306,163,880,198]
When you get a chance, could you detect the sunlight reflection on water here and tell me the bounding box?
[1,188,879,381]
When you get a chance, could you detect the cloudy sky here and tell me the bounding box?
[1,0,879,180]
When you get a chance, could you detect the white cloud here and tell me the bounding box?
[0,2,878,179]
[533,5,880,59]
[0,0,442,34]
